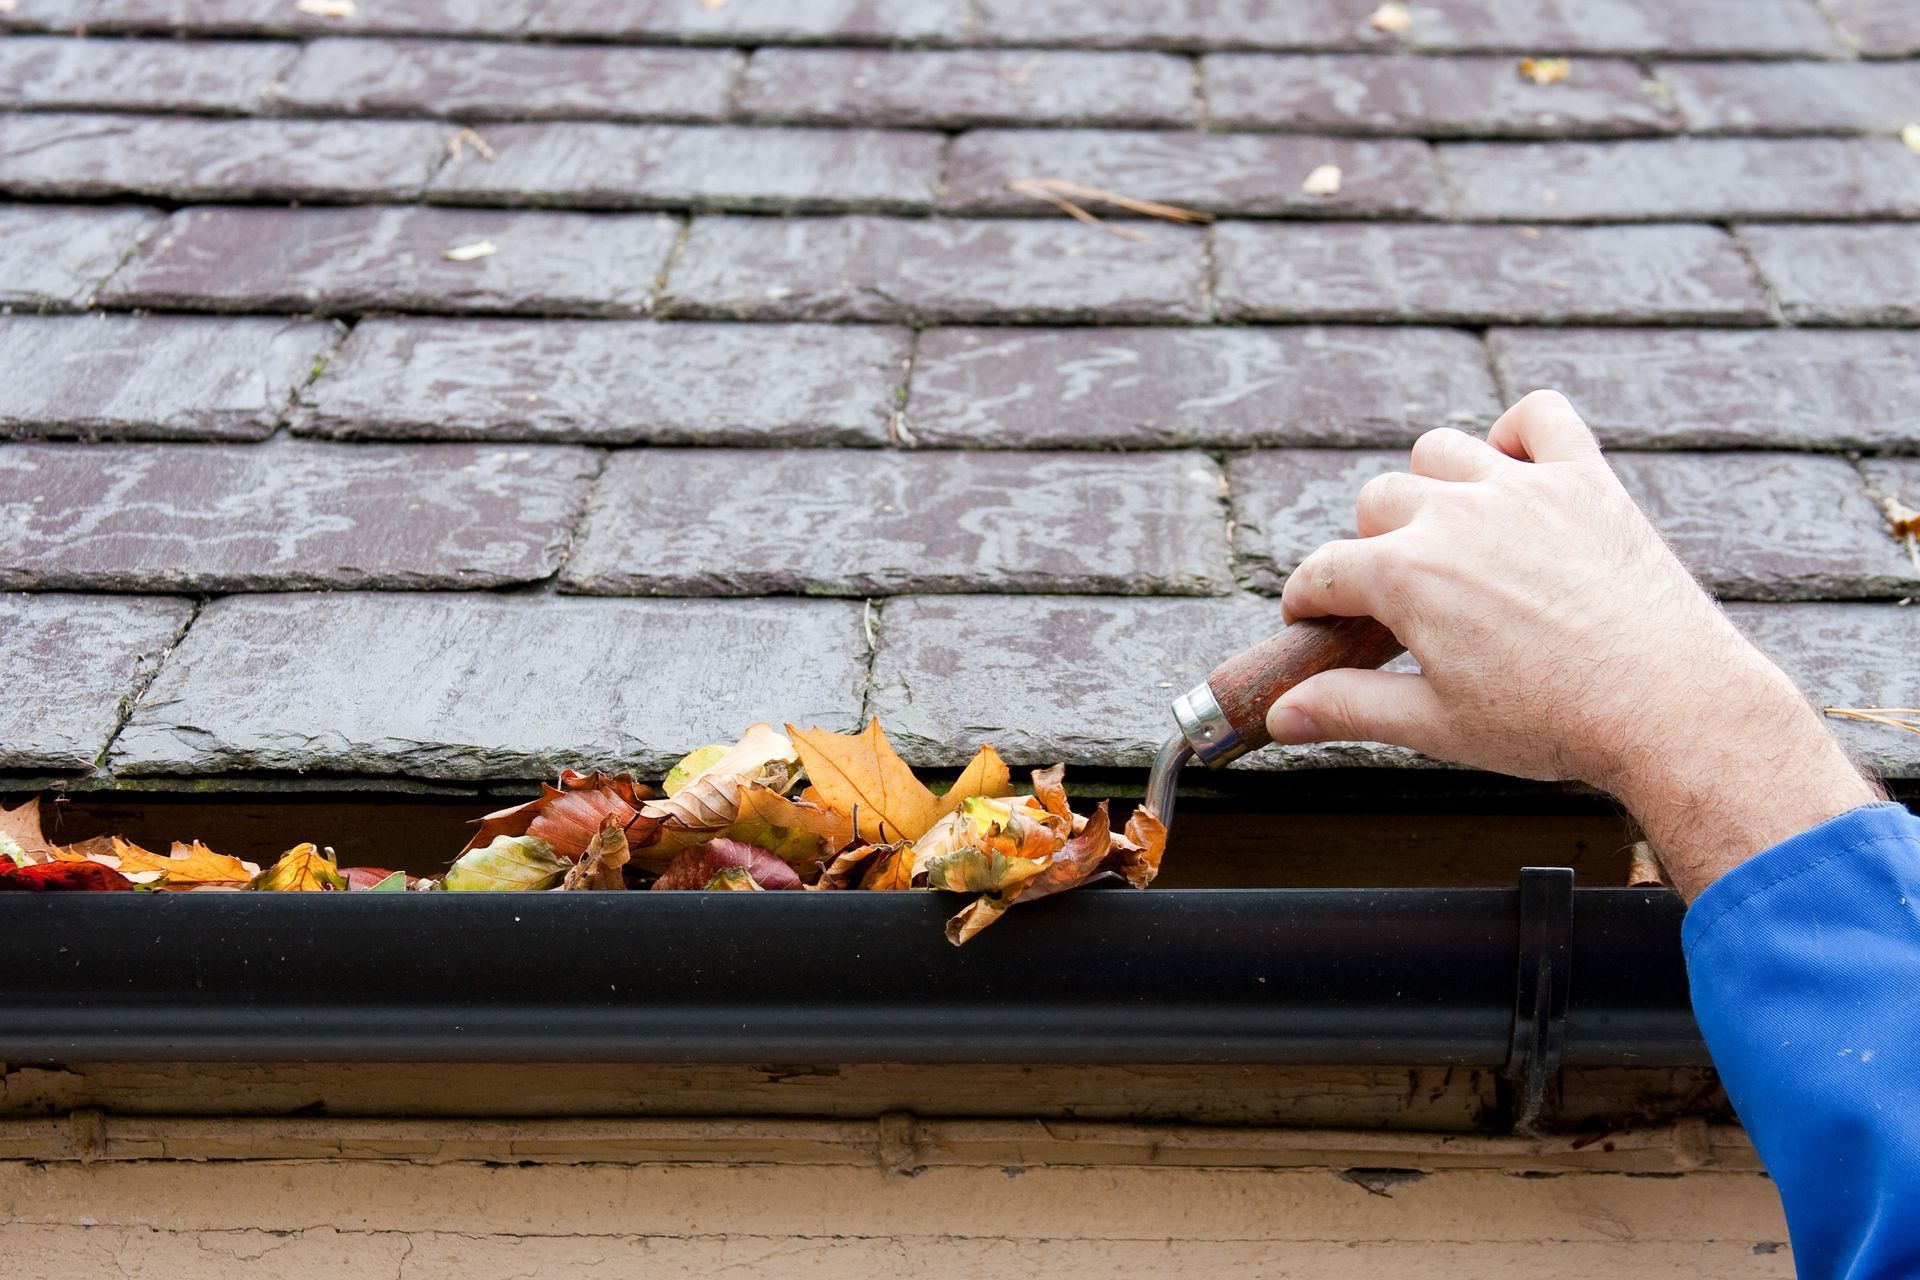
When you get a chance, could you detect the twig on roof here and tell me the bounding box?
[1005,178,1213,242]
[1823,707,1920,738]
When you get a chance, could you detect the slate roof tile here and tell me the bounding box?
[737,49,1198,129]
[1439,138,1920,221]
[0,314,340,442]
[1213,223,1771,325]
[109,593,870,779]
[1,1,1914,789]
[0,114,449,203]
[101,205,682,316]
[560,449,1233,597]
[1737,224,1920,326]
[1487,328,1920,452]
[266,38,744,121]
[1227,450,1918,602]
[1822,0,1920,56]
[0,204,160,311]
[943,129,1444,219]
[1660,59,1920,135]
[1203,54,1677,138]
[0,593,192,772]
[661,216,1210,324]
[430,123,944,214]
[0,440,600,592]
[296,318,906,446]
[906,326,1500,449]
[0,36,295,113]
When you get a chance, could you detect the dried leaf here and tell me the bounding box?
[933,745,1013,821]
[1900,123,1920,156]
[1301,163,1343,197]
[444,834,569,891]
[787,718,943,844]
[442,240,498,262]
[706,866,761,889]
[1368,0,1411,33]
[115,839,260,888]
[921,845,1048,897]
[1626,842,1666,889]
[250,843,347,892]
[725,784,857,876]
[0,861,133,891]
[1030,764,1071,822]
[1517,57,1572,85]
[462,770,657,862]
[810,842,886,891]
[1111,805,1170,889]
[944,805,1115,945]
[859,843,917,891]
[295,0,355,16]
[562,814,632,890]
[0,797,63,865]
[654,838,801,891]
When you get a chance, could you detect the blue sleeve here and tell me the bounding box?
[1683,801,1920,1279]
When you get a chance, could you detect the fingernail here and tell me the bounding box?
[1268,704,1316,745]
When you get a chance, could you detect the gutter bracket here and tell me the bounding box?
[1504,866,1574,1135]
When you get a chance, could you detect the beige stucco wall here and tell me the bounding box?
[0,1064,1789,1278]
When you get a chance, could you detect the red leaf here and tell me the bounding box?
[653,838,801,891]
[461,770,660,862]
[0,861,134,891]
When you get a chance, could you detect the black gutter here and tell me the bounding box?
[0,877,1703,1067]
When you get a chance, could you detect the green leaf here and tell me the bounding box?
[443,835,568,892]
[663,744,728,797]
[366,870,408,892]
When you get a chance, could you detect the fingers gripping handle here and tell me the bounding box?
[1173,616,1406,766]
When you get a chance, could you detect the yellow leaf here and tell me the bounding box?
[114,838,260,888]
[1030,763,1071,822]
[663,744,728,797]
[859,843,917,891]
[726,785,856,873]
[932,744,1012,820]
[683,722,798,793]
[1903,123,1920,156]
[250,843,347,892]
[786,718,941,844]
[1516,56,1571,85]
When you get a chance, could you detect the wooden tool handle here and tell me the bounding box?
[1207,616,1406,753]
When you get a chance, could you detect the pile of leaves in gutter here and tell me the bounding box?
[0,720,1167,946]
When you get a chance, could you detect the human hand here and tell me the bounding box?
[1264,391,1879,896]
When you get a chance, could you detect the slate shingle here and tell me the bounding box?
[297,318,906,446]
[268,38,743,121]
[101,205,682,316]
[0,36,295,113]
[1822,0,1920,56]
[1725,603,1920,778]
[868,593,1288,768]
[970,0,1843,55]
[522,0,968,43]
[1739,224,1920,326]
[46,0,543,36]
[0,204,160,311]
[1227,449,1916,602]
[737,49,1197,128]
[561,449,1232,597]
[906,326,1500,449]
[1213,223,1771,325]
[431,124,944,214]
[0,592,192,771]
[0,440,600,591]
[1661,60,1920,136]
[944,129,1443,219]
[1441,139,1920,222]
[662,215,1210,324]
[1203,54,1675,138]
[110,593,870,779]
[1489,328,1920,452]
[0,314,340,442]
[0,114,448,203]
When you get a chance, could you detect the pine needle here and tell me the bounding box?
[1005,178,1213,241]
[1824,707,1920,737]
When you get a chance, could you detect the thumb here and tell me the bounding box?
[1265,668,1449,755]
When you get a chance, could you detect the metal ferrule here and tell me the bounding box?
[1171,681,1246,767]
